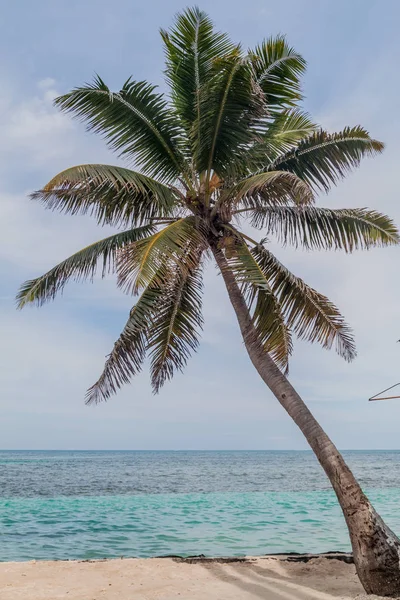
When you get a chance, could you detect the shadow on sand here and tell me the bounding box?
[197,559,361,600]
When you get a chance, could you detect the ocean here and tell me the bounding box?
[1,450,400,562]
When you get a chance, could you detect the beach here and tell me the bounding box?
[2,451,400,598]
[0,555,382,600]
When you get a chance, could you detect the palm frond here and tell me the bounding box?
[117,217,208,294]
[86,251,205,403]
[249,36,306,111]
[271,126,384,192]
[161,7,233,137]
[244,109,318,169]
[225,170,313,209]
[16,225,155,308]
[85,282,163,405]
[195,48,264,176]
[223,232,292,371]
[148,261,204,393]
[252,244,356,360]
[55,77,187,182]
[266,109,318,149]
[31,164,179,227]
[248,206,400,251]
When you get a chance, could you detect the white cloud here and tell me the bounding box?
[37,77,57,90]
[2,83,73,167]
[0,76,114,181]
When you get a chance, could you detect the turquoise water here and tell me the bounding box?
[1,451,400,561]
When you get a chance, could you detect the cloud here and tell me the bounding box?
[37,78,57,90]
[0,80,72,171]
[0,77,114,187]
[0,77,131,313]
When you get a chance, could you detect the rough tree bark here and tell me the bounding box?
[212,245,400,597]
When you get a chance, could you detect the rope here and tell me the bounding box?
[369,382,400,402]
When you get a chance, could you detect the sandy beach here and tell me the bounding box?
[0,555,392,600]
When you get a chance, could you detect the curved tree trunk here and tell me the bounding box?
[212,246,400,597]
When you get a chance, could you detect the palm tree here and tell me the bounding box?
[17,7,400,595]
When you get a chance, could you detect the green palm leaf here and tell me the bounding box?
[248,206,399,251]
[85,281,164,405]
[251,284,293,374]
[243,109,318,171]
[222,232,292,371]
[16,225,155,308]
[252,244,356,360]
[223,170,313,209]
[195,48,264,177]
[161,7,233,137]
[265,109,318,150]
[117,217,208,294]
[148,262,204,393]
[31,164,178,227]
[249,36,306,111]
[271,126,384,192]
[55,76,187,182]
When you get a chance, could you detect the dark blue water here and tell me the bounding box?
[1,450,399,561]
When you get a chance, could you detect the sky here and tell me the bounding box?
[1,0,400,450]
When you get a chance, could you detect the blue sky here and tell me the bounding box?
[1,0,400,450]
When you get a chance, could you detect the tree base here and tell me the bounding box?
[351,505,400,597]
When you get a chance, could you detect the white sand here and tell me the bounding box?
[1,555,394,600]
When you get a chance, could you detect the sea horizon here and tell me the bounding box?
[2,448,400,452]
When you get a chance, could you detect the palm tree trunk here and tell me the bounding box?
[212,246,400,597]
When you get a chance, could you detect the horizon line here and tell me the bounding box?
[1,448,400,452]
